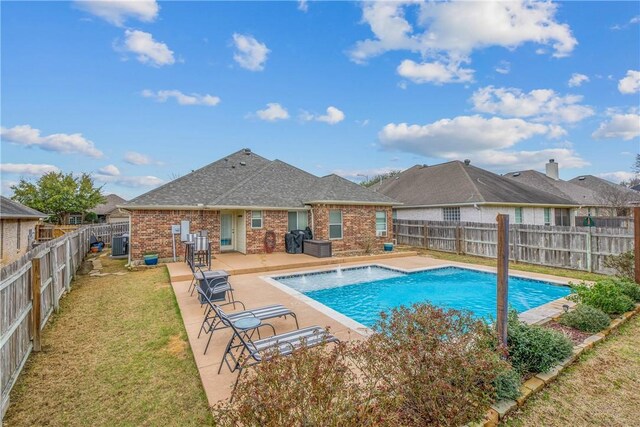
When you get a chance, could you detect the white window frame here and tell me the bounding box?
[442,207,460,222]
[375,211,387,237]
[328,209,343,240]
[543,208,551,226]
[287,211,308,231]
[515,207,523,224]
[69,214,82,225]
[251,210,263,229]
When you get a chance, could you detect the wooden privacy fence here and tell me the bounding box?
[89,222,129,244]
[0,226,96,419]
[393,220,632,274]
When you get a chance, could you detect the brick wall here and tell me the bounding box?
[130,209,220,259]
[245,210,290,254]
[311,204,393,252]
[0,219,38,266]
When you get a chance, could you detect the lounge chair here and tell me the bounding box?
[196,286,299,354]
[208,303,339,393]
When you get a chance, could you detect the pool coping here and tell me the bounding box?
[260,261,576,336]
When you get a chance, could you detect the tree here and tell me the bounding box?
[360,170,402,187]
[620,154,640,188]
[11,172,104,224]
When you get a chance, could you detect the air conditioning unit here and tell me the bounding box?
[111,235,129,257]
[376,230,387,237]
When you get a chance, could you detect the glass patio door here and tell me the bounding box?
[220,213,234,251]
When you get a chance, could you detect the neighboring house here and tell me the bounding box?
[120,149,396,260]
[92,194,128,223]
[569,174,640,215]
[374,160,578,226]
[0,196,46,266]
[504,159,604,216]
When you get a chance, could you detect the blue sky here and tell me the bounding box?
[2,0,639,199]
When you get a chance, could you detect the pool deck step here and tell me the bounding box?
[166,251,418,282]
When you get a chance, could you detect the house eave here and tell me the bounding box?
[394,202,580,209]
[303,200,397,206]
[120,204,311,211]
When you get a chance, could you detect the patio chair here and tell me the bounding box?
[194,266,241,310]
[187,257,227,295]
[196,286,299,355]
[209,303,339,394]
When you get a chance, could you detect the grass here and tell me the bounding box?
[4,254,213,426]
[505,314,640,426]
[415,248,606,282]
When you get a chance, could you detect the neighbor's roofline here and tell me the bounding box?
[394,202,581,209]
[0,213,47,219]
[302,200,398,206]
[118,204,312,211]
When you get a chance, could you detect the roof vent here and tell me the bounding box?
[512,172,520,177]
[464,159,471,165]
[239,161,246,166]
[231,165,236,169]
[578,176,585,180]
[224,158,229,162]
[243,148,252,155]
[421,164,428,168]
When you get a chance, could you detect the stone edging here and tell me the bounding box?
[483,302,640,426]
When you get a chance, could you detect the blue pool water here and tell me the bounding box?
[275,266,570,327]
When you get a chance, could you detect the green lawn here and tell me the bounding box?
[4,256,213,426]
[506,315,640,426]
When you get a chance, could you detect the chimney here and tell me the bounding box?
[463,159,471,165]
[545,159,559,180]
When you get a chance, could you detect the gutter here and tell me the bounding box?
[395,202,580,209]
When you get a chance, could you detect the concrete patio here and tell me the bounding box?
[167,253,579,407]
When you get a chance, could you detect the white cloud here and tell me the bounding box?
[121,29,175,67]
[298,1,308,13]
[98,164,121,176]
[124,151,155,165]
[592,113,640,141]
[0,163,60,175]
[379,115,558,157]
[1,180,18,196]
[471,148,588,172]
[568,73,589,87]
[300,106,345,124]
[141,89,220,106]
[1,124,103,158]
[495,60,510,75]
[471,86,595,123]
[255,103,289,121]
[332,166,402,182]
[397,59,474,84]
[597,171,637,184]
[75,0,158,26]
[349,1,576,83]
[631,16,640,24]
[618,70,640,94]
[93,173,164,188]
[232,33,270,71]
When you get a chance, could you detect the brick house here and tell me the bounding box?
[0,196,46,266]
[121,149,397,260]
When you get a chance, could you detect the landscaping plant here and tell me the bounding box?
[493,368,522,402]
[558,304,611,333]
[567,280,635,315]
[507,310,573,375]
[603,251,634,281]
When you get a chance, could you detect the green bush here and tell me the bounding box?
[610,278,640,302]
[567,280,635,315]
[558,304,611,333]
[507,310,573,375]
[603,251,634,280]
[494,368,522,402]
[215,304,511,427]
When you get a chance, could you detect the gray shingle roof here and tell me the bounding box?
[0,196,46,219]
[569,175,640,204]
[375,161,576,207]
[124,149,395,209]
[503,170,601,205]
[93,194,127,215]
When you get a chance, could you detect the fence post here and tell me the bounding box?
[635,207,640,285]
[585,230,593,273]
[31,256,42,352]
[65,238,72,291]
[455,226,463,255]
[423,222,429,249]
[496,214,509,349]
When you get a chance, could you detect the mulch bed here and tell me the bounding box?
[545,321,592,345]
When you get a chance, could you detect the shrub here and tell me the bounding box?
[558,304,611,333]
[356,304,509,426]
[603,251,634,280]
[494,368,522,402]
[609,278,640,302]
[507,310,573,375]
[215,304,510,427]
[567,280,635,315]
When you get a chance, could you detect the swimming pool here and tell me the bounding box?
[273,265,570,327]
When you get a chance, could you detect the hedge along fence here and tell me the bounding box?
[0,226,94,419]
[393,220,633,274]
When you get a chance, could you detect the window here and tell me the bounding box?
[16,220,21,250]
[442,207,460,222]
[544,208,551,226]
[515,207,523,224]
[69,215,82,225]
[287,211,308,231]
[555,208,570,226]
[329,209,343,239]
[376,211,387,236]
[251,211,263,229]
